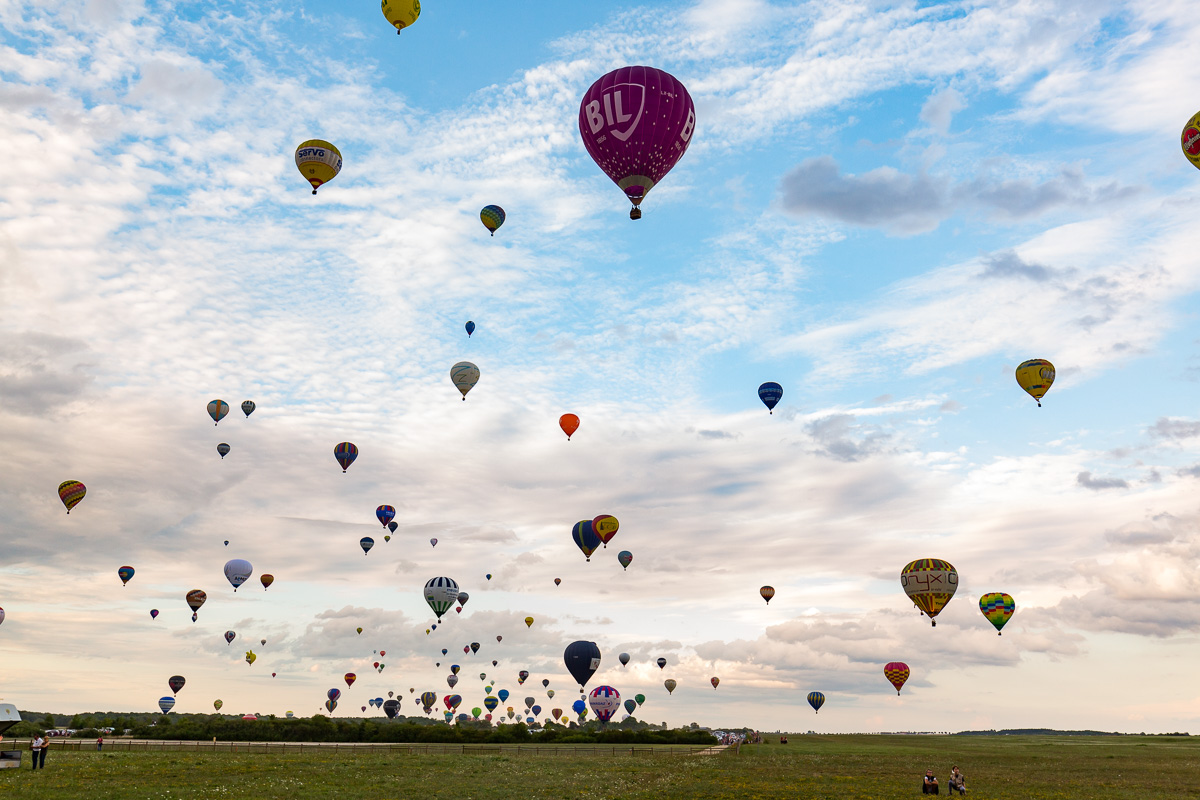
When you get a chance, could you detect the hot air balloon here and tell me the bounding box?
[325,699,337,713]
[150,609,159,619]
[376,505,396,528]
[524,616,534,628]
[465,320,476,338]
[381,0,420,33]
[334,442,358,472]
[158,697,175,714]
[760,586,775,604]
[383,699,400,718]
[546,689,555,698]
[450,665,460,677]
[327,688,341,702]
[450,361,479,400]
[480,205,505,236]
[360,537,375,555]
[458,592,470,608]
[186,589,207,615]
[635,693,645,706]
[484,696,499,713]
[572,699,586,715]
[554,577,562,586]
[345,673,357,688]
[710,677,720,689]
[207,399,229,425]
[553,708,563,721]
[224,630,236,645]
[260,574,274,591]
[356,627,363,634]
[224,540,229,546]
[117,566,135,586]
[224,558,253,591]
[388,520,398,534]
[1015,359,1055,407]
[564,641,601,689]
[618,652,630,667]
[656,657,667,670]
[58,480,86,513]
[623,699,636,715]
[217,442,230,459]
[424,577,460,621]
[900,559,958,626]
[470,641,480,654]
[168,675,186,695]
[486,573,492,580]
[979,592,1016,635]
[214,700,223,711]
[578,66,696,219]
[441,649,448,656]
[241,400,255,417]
[559,414,579,440]
[758,382,783,414]
[524,696,535,711]
[664,679,677,695]
[618,550,633,571]
[541,679,550,689]
[884,662,910,695]
[245,650,256,666]
[572,520,601,561]
[518,670,529,685]
[807,691,825,713]
[592,514,618,547]
[295,139,342,194]
[260,639,266,646]
[447,694,462,710]
[498,689,510,703]
[430,538,438,547]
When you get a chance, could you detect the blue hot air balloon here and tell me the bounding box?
[376,505,396,527]
[498,689,510,703]
[360,537,375,555]
[571,520,601,562]
[465,320,476,337]
[334,442,358,472]
[758,382,783,414]
[807,691,825,714]
[572,698,586,715]
[158,696,176,714]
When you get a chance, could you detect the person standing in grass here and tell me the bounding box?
[97,735,104,751]
[30,734,45,770]
[922,768,939,794]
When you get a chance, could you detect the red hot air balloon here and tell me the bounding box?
[578,66,696,220]
[884,662,910,695]
[344,673,357,688]
[559,414,580,440]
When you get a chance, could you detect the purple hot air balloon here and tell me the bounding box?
[578,65,696,220]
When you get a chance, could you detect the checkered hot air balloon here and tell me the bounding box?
[979,592,1016,635]
[884,662,910,695]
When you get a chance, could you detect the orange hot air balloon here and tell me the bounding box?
[559,414,580,441]
[260,574,274,591]
[760,586,775,604]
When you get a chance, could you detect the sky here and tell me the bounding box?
[2,0,1200,734]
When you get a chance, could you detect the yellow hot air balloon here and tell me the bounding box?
[245,650,257,666]
[524,616,534,628]
[381,0,420,34]
[295,140,342,195]
[900,559,958,626]
[1015,359,1055,407]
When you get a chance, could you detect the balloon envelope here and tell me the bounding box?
[360,537,375,554]
[979,592,1016,634]
[578,66,696,216]
[758,382,783,413]
[207,399,229,425]
[807,691,825,713]
[168,675,186,695]
[381,0,420,33]
[465,320,475,337]
[376,505,396,527]
[884,662,910,695]
[224,630,236,644]
[592,514,618,546]
[571,520,601,561]
[117,566,135,585]
[480,205,506,235]
[186,590,207,612]
[334,442,358,472]
[345,673,357,687]
[900,558,958,625]
[760,585,775,604]
[619,652,630,667]
[559,413,580,440]
[588,686,621,722]
[564,641,601,688]
[223,558,253,591]
[217,442,230,458]
[1015,359,1055,406]
[664,679,677,694]
[260,574,274,590]
[450,361,480,400]
[58,480,86,513]
[158,696,175,714]
[424,577,460,620]
[618,550,633,570]
[295,139,342,194]
[241,400,255,417]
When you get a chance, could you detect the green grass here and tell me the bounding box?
[2,735,1198,799]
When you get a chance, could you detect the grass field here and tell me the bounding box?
[1,735,1197,799]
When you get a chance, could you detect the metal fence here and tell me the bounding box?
[6,739,713,756]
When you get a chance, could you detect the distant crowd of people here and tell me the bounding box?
[922,766,966,794]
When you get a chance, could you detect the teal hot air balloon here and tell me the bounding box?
[624,698,636,715]
[617,550,633,571]
[117,566,135,586]
[807,691,825,714]
[207,399,229,425]
[480,205,505,236]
